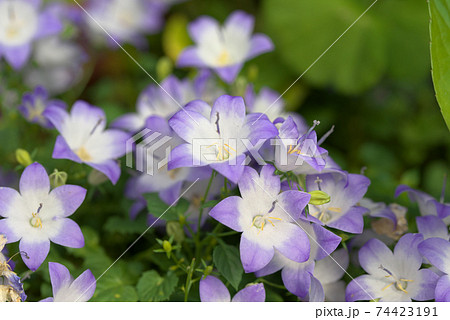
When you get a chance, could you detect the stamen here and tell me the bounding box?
[30,204,43,229]
[90,118,104,135]
[315,177,322,191]
[381,282,394,291]
[328,207,342,213]
[318,125,335,145]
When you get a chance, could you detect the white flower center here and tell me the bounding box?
[0,1,38,46]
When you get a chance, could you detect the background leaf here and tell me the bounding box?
[137,270,178,302]
[430,0,450,129]
[213,243,243,290]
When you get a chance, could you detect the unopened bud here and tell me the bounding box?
[204,266,213,276]
[156,57,173,81]
[15,149,32,167]
[49,169,68,188]
[162,240,172,253]
[166,221,185,243]
[308,190,330,206]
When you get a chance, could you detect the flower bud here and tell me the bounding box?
[204,265,213,276]
[308,190,330,206]
[162,240,172,253]
[49,169,68,188]
[15,149,32,167]
[156,57,173,81]
[166,221,185,243]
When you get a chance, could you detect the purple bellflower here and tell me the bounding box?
[18,86,66,128]
[112,72,224,132]
[346,234,438,302]
[168,95,278,183]
[178,11,274,83]
[210,165,311,273]
[306,173,370,234]
[0,163,86,271]
[44,101,129,185]
[0,0,62,69]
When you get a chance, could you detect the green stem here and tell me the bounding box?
[194,171,216,260]
[258,278,287,290]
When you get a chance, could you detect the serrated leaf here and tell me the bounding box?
[137,270,178,302]
[213,244,243,290]
[430,0,450,129]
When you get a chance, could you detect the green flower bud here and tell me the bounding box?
[166,221,185,243]
[204,265,213,276]
[156,57,173,82]
[162,240,172,253]
[15,149,32,167]
[308,190,331,206]
[49,169,68,188]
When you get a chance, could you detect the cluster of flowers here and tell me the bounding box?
[0,0,448,302]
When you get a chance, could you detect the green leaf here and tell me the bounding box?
[92,263,139,302]
[213,244,243,290]
[262,0,386,95]
[201,199,220,209]
[175,198,190,215]
[104,215,148,235]
[430,0,450,129]
[144,193,179,221]
[137,270,179,302]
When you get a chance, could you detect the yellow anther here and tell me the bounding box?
[76,146,92,162]
[381,282,394,291]
[328,207,342,213]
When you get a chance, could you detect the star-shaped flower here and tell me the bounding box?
[44,101,129,184]
[178,11,274,83]
[0,0,62,69]
[0,163,86,271]
[210,165,311,272]
[346,234,438,302]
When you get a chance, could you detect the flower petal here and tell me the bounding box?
[359,238,395,276]
[436,274,450,302]
[20,238,50,271]
[418,238,450,274]
[393,233,424,275]
[232,283,265,302]
[0,218,21,242]
[87,160,121,185]
[52,135,82,163]
[209,196,245,232]
[199,276,230,302]
[277,190,311,221]
[247,34,274,59]
[240,232,274,273]
[327,206,366,234]
[48,262,72,297]
[272,223,310,263]
[0,187,21,218]
[416,215,448,240]
[49,219,84,248]
[68,269,96,302]
[3,44,31,70]
[19,163,50,197]
[209,154,246,184]
[49,185,86,217]
[281,261,314,298]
